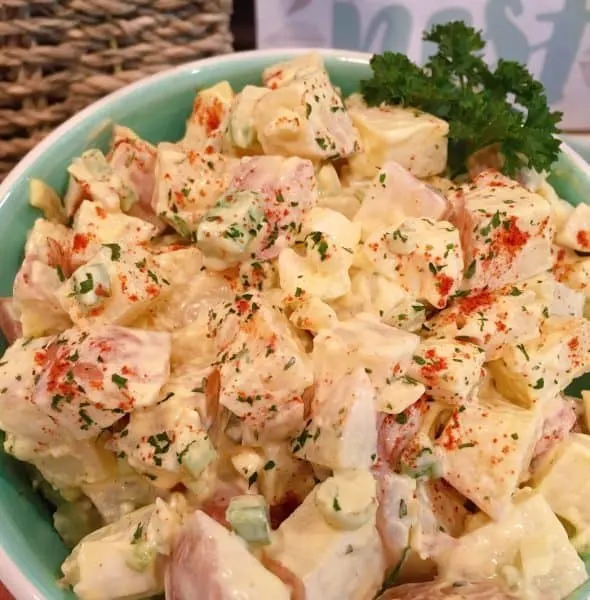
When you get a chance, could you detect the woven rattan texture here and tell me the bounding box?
[0,0,233,180]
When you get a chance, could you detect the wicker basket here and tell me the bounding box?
[0,0,233,180]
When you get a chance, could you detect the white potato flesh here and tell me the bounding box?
[437,492,587,600]
[263,481,386,600]
[313,314,420,410]
[32,325,170,439]
[57,245,168,326]
[212,293,313,441]
[363,218,463,309]
[555,203,590,252]
[533,433,590,538]
[450,171,554,292]
[181,81,235,153]
[407,339,485,404]
[435,399,542,519]
[166,510,290,600]
[345,94,448,179]
[488,316,590,408]
[255,54,361,161]
[294,367,377,471]
[427,288,543,360]
[152,143,229,236]
[353,161,448,239]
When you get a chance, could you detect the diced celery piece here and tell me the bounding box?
[226,495,271,545]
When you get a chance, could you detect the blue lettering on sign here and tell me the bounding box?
[331,0,590,102]
[332,1,412,53]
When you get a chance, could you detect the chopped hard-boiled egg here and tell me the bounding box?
[278,206,360,301]
[314,470,377,530]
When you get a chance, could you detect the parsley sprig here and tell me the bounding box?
[360,21,562,177]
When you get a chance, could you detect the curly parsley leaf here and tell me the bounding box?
[360,21,562,178]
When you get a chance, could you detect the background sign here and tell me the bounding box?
[255,0,590,131]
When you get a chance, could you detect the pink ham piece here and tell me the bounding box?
[0,298,22,345]
[165,510,290,600]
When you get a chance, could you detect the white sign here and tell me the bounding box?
[255,0,590,131]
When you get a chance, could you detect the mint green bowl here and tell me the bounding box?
[0,49,589,600]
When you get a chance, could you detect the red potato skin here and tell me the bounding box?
[0,298,22,345]
[378,580,519,600]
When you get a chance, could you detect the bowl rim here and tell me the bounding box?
[0,46,589,600]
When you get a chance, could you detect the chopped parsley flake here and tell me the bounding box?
[103,243,121,261]
[111,373,128,388]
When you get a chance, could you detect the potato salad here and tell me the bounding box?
[1,51,590,600]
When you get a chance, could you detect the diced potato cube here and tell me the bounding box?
[32,325,171,440]
[488,317,590,408]
[532,433,590,538]
[435,399,542,519]
[167,509,290,600]
[255,54,361,160]
[57,246,168,326]
[72,200,156,265]
[427,288,543,360]
[345,94,448,179]
[152,143,228,236]
[518,273,585,318]
[363,218,463,309]
[556,203,590,252]
[263,479,385,600]
[212,293,313,440]
[199,155,317,270]
[63,498,186,600]
[224,85,269,152]
[111,392,215,491]
[354,161,447,239]
[293,368,377,471]
[313,313,420,408]
[0,336,60,446]
[181,81,234,153]
[451,171,554,292]
[437,492,587,600]
[67,149,136,212]
[407,339,485,404]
